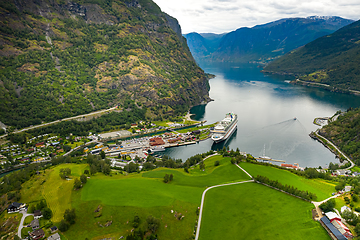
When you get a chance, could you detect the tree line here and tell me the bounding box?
[254,175,317,201]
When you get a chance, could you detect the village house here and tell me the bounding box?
[31,219,40,230]
[34,210,42,219]
[47,232,61,240]
[50,226,58,233]
[7,202,26,213]
[29,228,45,240]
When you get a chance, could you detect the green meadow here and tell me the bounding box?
[239,162,335,201]
[17,156,336,239]
[199,182,330,240]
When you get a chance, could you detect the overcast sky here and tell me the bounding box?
[152,0,360,34]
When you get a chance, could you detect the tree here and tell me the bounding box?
[169,174,173,182]
[163,174,170,183]
[100,151,105,159]
[133,215,141,228]
[80,174,87,184]
[64,208,76,225]
[146,215,160,233]
[42,207,53,220]
[90,164,97,175]
[58,219,69,232]
[335,182,346,191]
[319,198,336,212]
[353,194,359,202]
[184,167,189,173]
[84,169,89,175]
[59,168,71,179]
[199,161,205,171]
[355,223,360,235]
[214,160,220,166]
[74,178,81,189]
[103,164,111,175]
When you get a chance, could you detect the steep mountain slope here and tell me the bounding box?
[0,0,210,129]
[185,16,353,63]
[184,32,225,61]
[263,20,360,92]
[319,108,360,165]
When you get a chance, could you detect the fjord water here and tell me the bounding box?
[162,62,360,167]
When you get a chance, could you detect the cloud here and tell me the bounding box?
[152,0,360,33]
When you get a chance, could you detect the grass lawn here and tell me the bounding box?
[66,156,249,239]
[239,162,335,201]
[23,215,34,225]
[199,182,330,240]
[21,163,89,222]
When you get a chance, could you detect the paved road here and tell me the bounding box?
[17,209,33,238]
[315,130,354,169]
[195,164,253,240]
[0,106,117,139]
[63,140,98,157]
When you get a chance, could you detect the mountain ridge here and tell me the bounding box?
[184,16,354,63]
[263,19,360,92]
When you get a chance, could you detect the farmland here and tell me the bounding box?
[14,156,337,239]
[198,182,330,240]
[239,162,335,201]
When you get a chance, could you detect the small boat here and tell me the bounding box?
[258,144,272,161]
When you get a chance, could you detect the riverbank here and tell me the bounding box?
[309,130,354,169]
[292,79,360,96]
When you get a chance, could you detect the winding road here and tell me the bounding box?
[17,209,33,238]
[314,130,354,169]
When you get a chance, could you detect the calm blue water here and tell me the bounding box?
[159,62,360,168]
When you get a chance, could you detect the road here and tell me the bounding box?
[311,194,340,220]
[17,209,33,238]
[0,106,118,139]
[195,164,253,240]
[63,140,98,156]
[315,130,354,169]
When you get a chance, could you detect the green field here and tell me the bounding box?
[17,156,335,239]
[239,162,335,201]
[199,182,330,240]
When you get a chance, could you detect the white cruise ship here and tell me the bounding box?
[211,113,238,143]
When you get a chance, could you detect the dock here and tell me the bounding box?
[255,157,285,163]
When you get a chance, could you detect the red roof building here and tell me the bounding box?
[149,137,165,146]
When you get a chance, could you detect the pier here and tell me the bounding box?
[255,157,285,163]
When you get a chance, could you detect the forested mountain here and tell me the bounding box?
[0,0,210,129]
[319,108,360,165]
[184,32,226,61]
[184,16,353,63]
[263,19,360,92]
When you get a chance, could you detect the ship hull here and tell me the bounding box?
[211,119,238,143]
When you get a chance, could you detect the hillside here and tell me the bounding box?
[263,20,360,92]
[319,108,360,166]
[184,16,353,63]
[0,0,210,129]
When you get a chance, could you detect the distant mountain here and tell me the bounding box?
[184,32,226,60]
[263,19,360,92]
[184,16,354,63]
